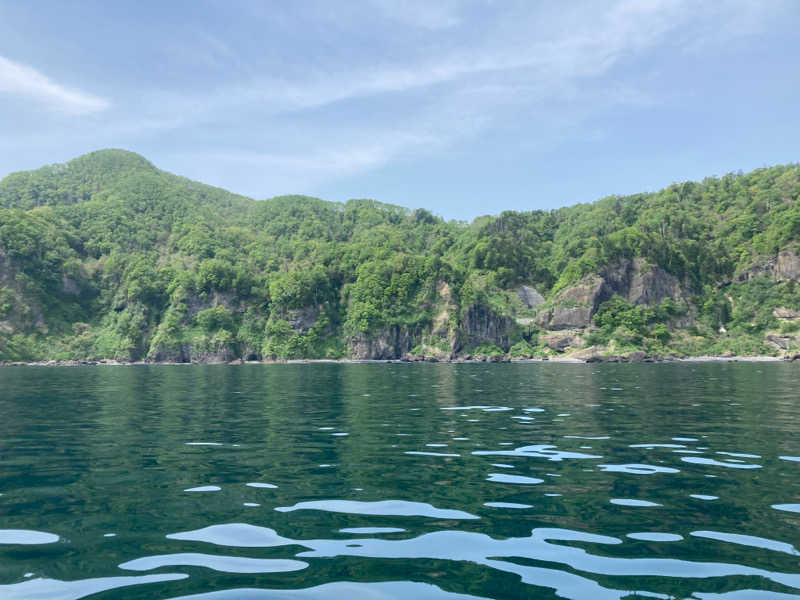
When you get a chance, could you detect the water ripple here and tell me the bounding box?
[598,464,680,475]
[289,527,800,594]
[184,485,221,492]
[690,531,799,556]
[0,529,59,545]
[681,457,762,469]
[610,499,662,507]
[626,532,683,542]
[486,473,544,484]
[163,581,491,600]
[405,451,461,457]
[275,500,479,520]
[119,553,308,573]
[167,524,296,547]
[339,527,405,534]
[474,445,601,461]
[0,574,187,600]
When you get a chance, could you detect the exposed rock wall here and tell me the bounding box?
[348,325,417,359]
[536,260,684,330]
[455,303,515,352]
[776,250,800,281]
[517,285,544,308]
[735,249,800,283]
[601,259,682,306]
[147,339,237,363]
[0,248,48,334]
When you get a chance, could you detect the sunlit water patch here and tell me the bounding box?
[627,532,683,542]
[275,500,479,520]
[609,499,662,507]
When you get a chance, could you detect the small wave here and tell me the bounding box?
[0,529,59,545]
[120,553,308,574]
[275,499,479,520]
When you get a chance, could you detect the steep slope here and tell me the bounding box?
[0,150,798,362]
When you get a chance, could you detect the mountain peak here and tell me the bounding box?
[0,148,156,209]
[66,148,155,172]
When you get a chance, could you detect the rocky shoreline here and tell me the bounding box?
[1,352,796,367]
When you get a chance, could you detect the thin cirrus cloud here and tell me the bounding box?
[0,55,110,115]
[150,0,747,189]
[154,0,756,137]
[166,128,444,196]
[369,0,462,29]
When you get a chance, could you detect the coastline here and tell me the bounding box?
[0,355,794,367]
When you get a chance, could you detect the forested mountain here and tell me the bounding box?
[1,149,799,362]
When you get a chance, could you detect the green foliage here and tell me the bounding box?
[719,278,797,335]
[1,149,799,361]
[0,286,14,318]
[469,343,504,357]
[509,340,535,357]
[588,296,683,349]
[194,305,235,332]
[594,296,653,336]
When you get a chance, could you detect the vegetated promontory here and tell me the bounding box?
[1,149,799,363]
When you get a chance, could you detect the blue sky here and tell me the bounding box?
[1,0,798,220]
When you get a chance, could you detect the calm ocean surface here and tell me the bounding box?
[0,363,799,599]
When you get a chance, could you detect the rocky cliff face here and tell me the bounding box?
[147,341,191,363]
[536,260,683,330]
[147,337,238,363]
[776,249,800,281]
[348,325,417,359]
[455,303,515,352]
[0,248,48,335]
[287,307,319,334]
[189,342,238,364]
[348,301,518,360]
[735,249,800,283]
[601,259,683,306]
[517,285,545,308]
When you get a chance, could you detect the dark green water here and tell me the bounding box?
[1,363,799,600]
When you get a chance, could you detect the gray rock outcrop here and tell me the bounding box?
[764,333,792,350]
[146,339,237,363]
[600,259,682,306]
[536,260,684,330]
[349,325,416,360]
[455,303,514,352]
[288,307,318,333]
[517,285,545,308]
[542,332,574,351]
[148,341,191,363]
[546,307,594,330]
[773,306,800,319]
[734,249,800,283]
[776,250,800,281]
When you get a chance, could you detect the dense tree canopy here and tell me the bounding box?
[0,149,798,361]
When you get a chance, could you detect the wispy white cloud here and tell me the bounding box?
[153,0,771,121]
[369,0,462,29]
[0,55,109,114]
[167,128,443,195]
[137,0,785,196]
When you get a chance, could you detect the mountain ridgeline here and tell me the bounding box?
[1,149,799,363]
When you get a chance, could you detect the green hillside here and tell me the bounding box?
[1,149,799,362]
